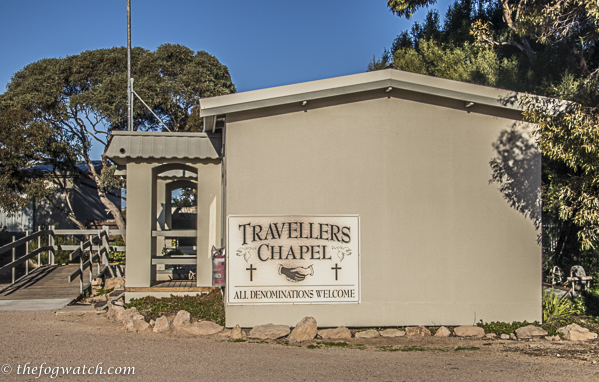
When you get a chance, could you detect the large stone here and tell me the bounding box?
[106,305,124,321]
[500,334,511,340]
[288,317,318,343]
[558,323,598,341]
[406,326,431,337]
[355,330,380,339]
[123,314,145,326]
[104,277,125,290]
[435,326,451,338]
[515,325,548,339]
[153,316,170,333]
[485,333,497,339]
[318,327,352,340]
[249,324,291,340]
[183,321,224,336]
[125,316,149,332]
[173,310,191,331]
[380,329,405,338]
[230,325,247,340]
[453,326,485,338]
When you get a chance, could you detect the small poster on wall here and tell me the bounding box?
[226,215,360,305]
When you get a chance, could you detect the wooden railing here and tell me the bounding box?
[0,227,126,295]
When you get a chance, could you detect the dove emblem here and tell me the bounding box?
[236,247,252,262]
[334,246,352,262]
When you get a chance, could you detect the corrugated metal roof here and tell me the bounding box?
[106,132,221,165]
[199,68,522,117]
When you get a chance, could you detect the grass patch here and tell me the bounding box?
[233,338,246,343]
[322,342,350,348]
[455,346,479,351]
[124,289,224,326]
[483,343,493,346]
[399,346,429,352]
[94,287,114,297]
[307,344,321,349]
[377,346,401,352]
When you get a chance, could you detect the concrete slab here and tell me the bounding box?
[55,303,103,315]
[0,298,74,311]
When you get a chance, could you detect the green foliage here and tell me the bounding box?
[477,320,538,336]
[0,44,235,229]
[455,346,479,351]
[94,287,114,297]
[108,235,126,264]
[124,289,225,326]
[543,290,580,322]
[322,342,350,348]
[172,187,196,208]
[379,0,599,268]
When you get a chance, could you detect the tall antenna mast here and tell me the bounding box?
[127,0,132,131]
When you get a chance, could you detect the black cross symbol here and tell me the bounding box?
[246,264,257,281]
[331,263,341,280]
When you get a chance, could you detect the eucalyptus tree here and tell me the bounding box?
[378,0,599,267]
[0,44,235,231]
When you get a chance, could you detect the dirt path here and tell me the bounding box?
[1,310,598,381]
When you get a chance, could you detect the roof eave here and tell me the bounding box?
[199,69,522,117]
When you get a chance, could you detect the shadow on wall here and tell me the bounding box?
[489,124,542,229]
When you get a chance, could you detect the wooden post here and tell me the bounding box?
[25,230,29,276]
[79,242,83,294]
[37,226,41,267]
[49,225,55,265]
[11,235,15,284]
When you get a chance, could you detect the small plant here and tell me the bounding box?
[543,289,578,322]
[399,346,429,352]
[322,342,350,348]
[455,346,479,351]
[95,287,114,297]
[377,346,401,352]
[109,235,126,264]
[124,289,225,326]
[477,320,536,335]
[307,344,320,349]
[233,338,246,343]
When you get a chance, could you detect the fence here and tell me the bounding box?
[0,226,126,295]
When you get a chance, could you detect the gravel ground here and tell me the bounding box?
[1,310,599,381]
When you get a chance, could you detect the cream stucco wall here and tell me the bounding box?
[224,89,541,327]
[125,159,221,289]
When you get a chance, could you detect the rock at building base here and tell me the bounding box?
[318,327,352,340]
[153,316,170,333]
[435,326,451,337]
[173,310,191,331]
[125,316,149,332]
[380,329,406,338]
[485,333,497,339]
[557,323,598,341]
[355,330,380,339]
[545,335,560,341]
[515,325,548,339]
[406,326,431,337]
[288,317,318,343]
[230,325,247,340]
[500,334,510,340]
[183,321,224,336]
[453,326,485,338]
[249,324,291,340]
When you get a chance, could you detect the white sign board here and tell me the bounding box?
[227,215,360,305]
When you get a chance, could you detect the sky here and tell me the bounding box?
[0,0,453,161]
[0,0,453,94]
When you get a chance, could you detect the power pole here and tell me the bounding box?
[127,0,132,131]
